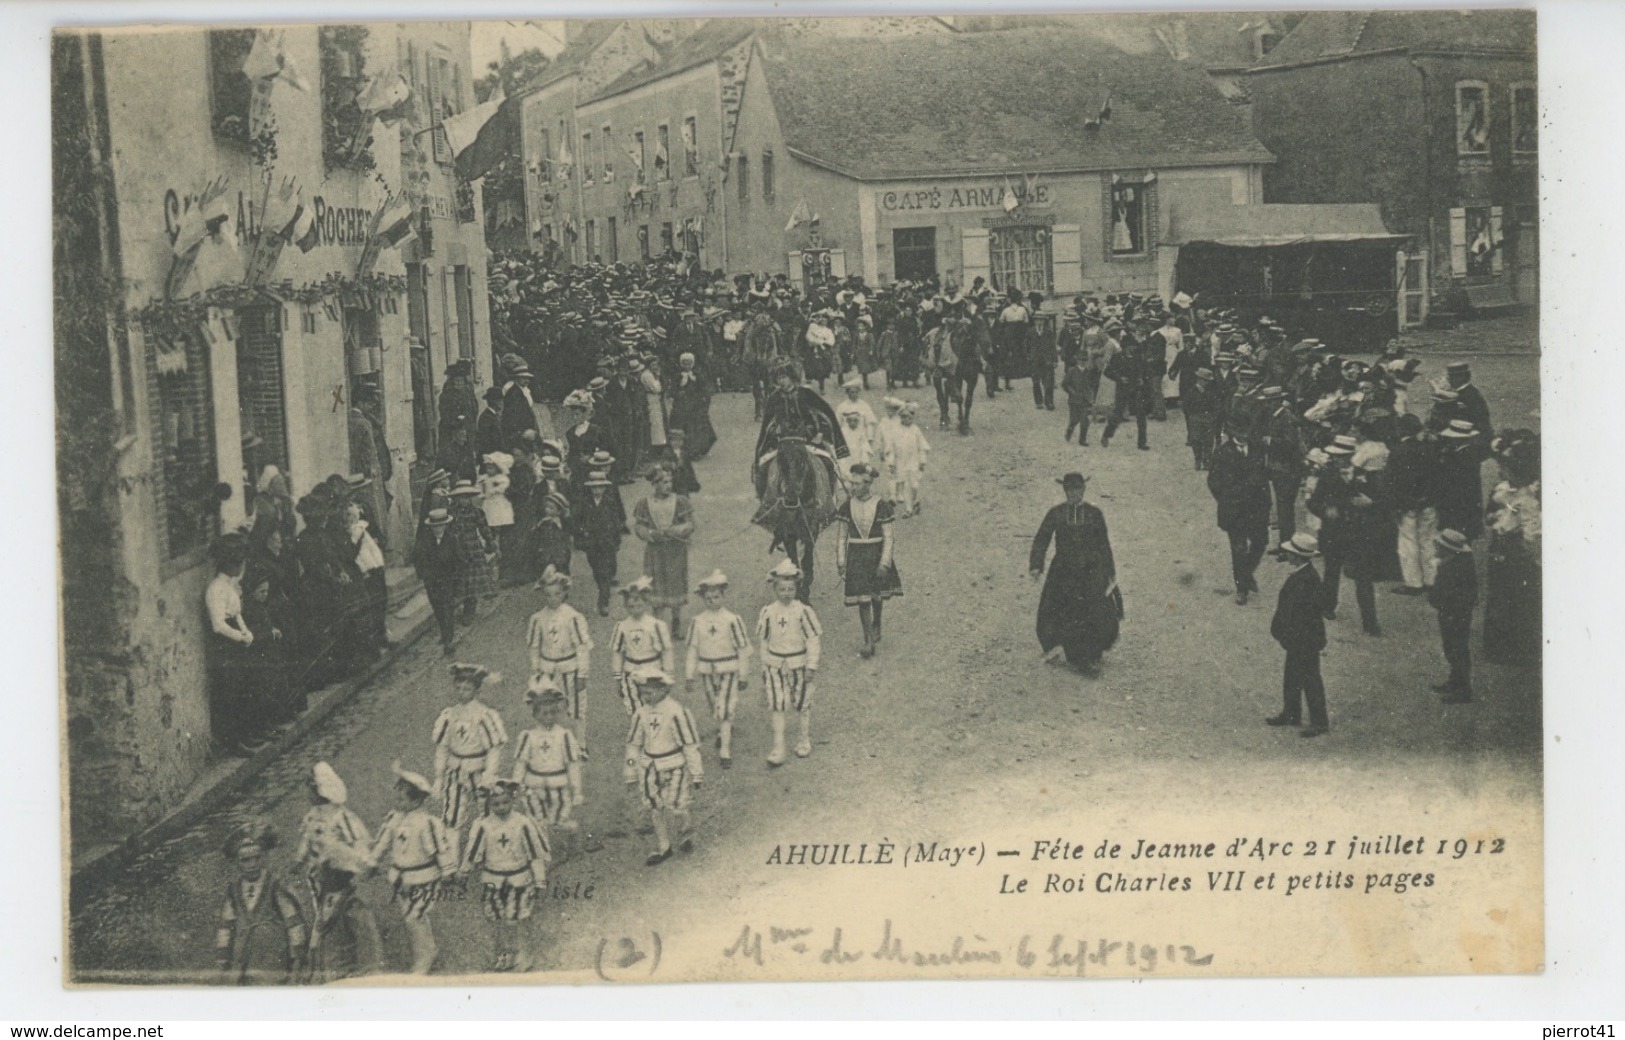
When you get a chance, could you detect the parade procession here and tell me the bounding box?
[55,11,1543,985]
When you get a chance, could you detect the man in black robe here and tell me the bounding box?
[753,359,847,471]
[1029,472,1120,677]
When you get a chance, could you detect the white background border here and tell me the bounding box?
[4,0,1618,1019]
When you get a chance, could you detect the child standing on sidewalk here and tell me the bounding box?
[683,569,752,768]
[756,559,822,766]
[430,663,508,833]
[622,669,703,866]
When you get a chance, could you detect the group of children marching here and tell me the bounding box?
[833,377,932,518]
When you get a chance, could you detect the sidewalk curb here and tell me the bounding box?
[68,610,436,911]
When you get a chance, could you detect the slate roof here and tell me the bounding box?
[587,18,756,103]
[1255,9,1534,67]
[756,26,1275,180]
[519,20,623,92]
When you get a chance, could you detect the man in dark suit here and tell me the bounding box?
[475,387,504,460]
[412,508,464,656]
[1428,529,1479,703]
[1207,427,1273,604]
[1445,362,1492,458]
[1260,386,1305,554]
[500,361,541,453]
[1267,533,1330,737]
[438,359,478,455]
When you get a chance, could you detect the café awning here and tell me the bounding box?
[1162,203,1407,248]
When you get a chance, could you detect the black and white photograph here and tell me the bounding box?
[51,7,1551,988]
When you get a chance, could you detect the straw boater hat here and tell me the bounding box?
[312,761,348,804]
[537,453,564,474]
[1324,434,1358,456]
[586,376,609,393]
[1435,529,1473,554]
[1440,419,1478,439]
[1056,471,1088,488]
[450,479,480,497]
[841,375,863,390]
[695,569,730,591]
[586,449,616,469]
[1280,532,1321,559]
[768,558,803,581]
[391,761,433,799]
[424,507,453,527]
[583,469,613,488]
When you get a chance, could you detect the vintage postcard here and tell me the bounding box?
[55,9,1541,986]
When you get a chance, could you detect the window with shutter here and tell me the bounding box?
[427,57,450,164]
[829,249,846,279]
[1449,207,1469,278]
[960,227,991,290]
[1051,223,1084,294]
[1455,82,1490,157]
[1489,206,1505,274]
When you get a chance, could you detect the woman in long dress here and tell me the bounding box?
[666,353,718,459]
[632,463,695,635]
[1029,472,1121,676]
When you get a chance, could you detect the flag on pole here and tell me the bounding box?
[442,90,504,158]
[242,30,282,80]
[784,199,816,233]
[1001,181,1020,214]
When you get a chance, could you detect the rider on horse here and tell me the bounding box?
[753,359,848,473]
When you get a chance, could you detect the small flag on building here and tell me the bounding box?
[784,199,816,233]
[376,197,417,249]
[357,71,411,116]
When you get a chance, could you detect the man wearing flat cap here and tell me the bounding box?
[1029,472,1121,676]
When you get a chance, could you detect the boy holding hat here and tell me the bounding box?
[684,570,752,768]
[431,663,509,833]
[610,576,676,715]
[527,565,594,726]
[512,681,586,833]
[757,559,824,765]
[296,762,380,982]
[1267,533,1330,738]
[623,669,704,866]
[215,820,307,985]
[1428,529,1479,703]
[369,762,459,974]
[459,779,551,972]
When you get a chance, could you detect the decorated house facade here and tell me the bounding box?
[56,23,493,847]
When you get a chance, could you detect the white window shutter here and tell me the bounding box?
[1051,223,1083,294]
[788,251,803,291]
[961,227,991,289]
[1449,207,1468,278]
[829,249,846,278]
[1489,206,1505,274]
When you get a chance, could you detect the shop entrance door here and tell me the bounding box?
[892,227,937,283]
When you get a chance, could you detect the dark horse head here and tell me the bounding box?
[753,435,833,554]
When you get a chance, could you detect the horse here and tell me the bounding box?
[929,322,984,435]
[751,436,837,603]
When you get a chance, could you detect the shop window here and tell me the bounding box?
[660,222,674,255]
[989,225,1053,294]
[639,224,651,260]
[1451,204,1504,279]
[736,155,749,204]
[655,124,671,181]
[1456,81,1490,157]
[1511,84,1537,155]
[581,130,594,181]
[761,150,775,200]
[602,125,614,180]
[149,329,217,560]
[683,116,699,176]
[207,29,255,144]
[607,216,619,262]
[1110,180,1147,255]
